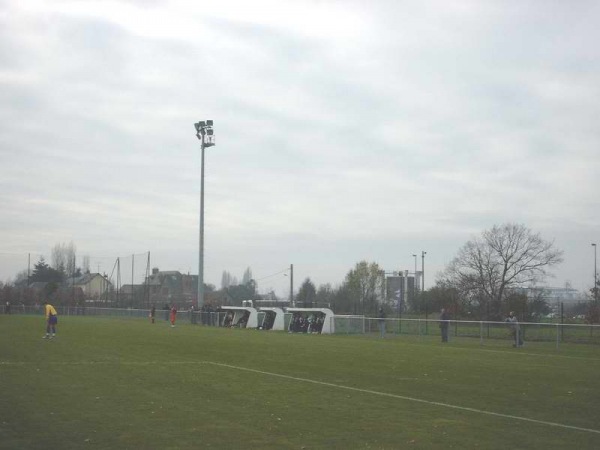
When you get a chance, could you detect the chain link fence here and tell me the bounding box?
[4,306,599,348]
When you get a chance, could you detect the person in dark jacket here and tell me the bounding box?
[378,308,387,338]
[439,308,450,343]
[506,311,523,347]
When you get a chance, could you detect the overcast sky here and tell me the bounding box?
[1,0,598,298]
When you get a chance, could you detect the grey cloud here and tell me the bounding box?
[1,1,599,293]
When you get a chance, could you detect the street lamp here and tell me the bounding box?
[421,251,427,294]
[412,254,417,313]
[194,120,215,309]
[288,264,294,307]
[593,243,597,303]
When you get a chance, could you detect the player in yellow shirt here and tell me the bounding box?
[42,301,58,339]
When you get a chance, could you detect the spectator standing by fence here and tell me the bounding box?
[439,308,450,343]
[149,305,156,324]
[506,311,523,347]
[378,308,386,338]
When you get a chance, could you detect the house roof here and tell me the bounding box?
[67,273,111,287]
[73,273,95,284]
[120,284,144,294]
[29,281,49,290]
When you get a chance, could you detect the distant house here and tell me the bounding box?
[67,273,112,298]
[117,284,146,306]
[520,286,584,304]
[145,268,198,306]
[28,281,80,304]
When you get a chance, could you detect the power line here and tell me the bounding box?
[254,268,289,282]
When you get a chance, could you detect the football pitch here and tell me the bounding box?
[1,315,599,449]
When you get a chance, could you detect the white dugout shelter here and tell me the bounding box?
[257,307,285,331]
[286,308,335,334]
[219,306,258,329]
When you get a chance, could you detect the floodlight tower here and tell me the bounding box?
[194,120,215,309]
[593,243,598,304]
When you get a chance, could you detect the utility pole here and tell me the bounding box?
[421,251,427,294]
[290,264,294,307]
[593,243,598,304]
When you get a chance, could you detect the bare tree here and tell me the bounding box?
[51,242,77,276]
[82,255,90,274]
[51,245,65,273]
[221,271,232,289]
[242,267,253,285]
[442,223,563,319]
[9,269,29,285]
[221,271,239,289]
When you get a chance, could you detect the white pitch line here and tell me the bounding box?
[3,358,599,435]
[202,361,600,436]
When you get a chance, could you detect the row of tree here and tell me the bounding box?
[2,225,598,322]
[10,242,90,285]
[221,267,253,289]
[264,223,597,322]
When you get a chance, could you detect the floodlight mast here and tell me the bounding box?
[194,120,215,309]
[593,243,598,304]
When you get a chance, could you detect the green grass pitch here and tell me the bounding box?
[1,315,599,449]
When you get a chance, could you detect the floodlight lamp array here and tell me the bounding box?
[194,120,215,145]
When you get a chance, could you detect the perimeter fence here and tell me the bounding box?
[4,305,600,348]
[334,315,600,347]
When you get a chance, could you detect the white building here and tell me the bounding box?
[522,286,584,304]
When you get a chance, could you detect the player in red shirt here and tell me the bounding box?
[170,305,177,328]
